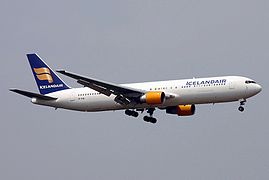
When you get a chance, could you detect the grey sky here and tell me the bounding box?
[0,0,268,179]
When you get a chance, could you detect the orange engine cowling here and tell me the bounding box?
[140,91,165,105]
[166,105,195,116]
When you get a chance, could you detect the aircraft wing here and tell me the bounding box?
[10,89,57,100]
[57,70,145,104]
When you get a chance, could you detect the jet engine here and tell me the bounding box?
[140,91,165,105]
[166,105,195,116]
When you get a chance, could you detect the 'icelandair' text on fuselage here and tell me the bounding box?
[39,84,64,89]
[186,79,227,86]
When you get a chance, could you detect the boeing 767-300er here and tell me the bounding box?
[10,54,262,123]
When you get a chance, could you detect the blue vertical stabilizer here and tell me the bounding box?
[27,54,70,94]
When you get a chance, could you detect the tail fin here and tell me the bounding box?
[27,53,70,95]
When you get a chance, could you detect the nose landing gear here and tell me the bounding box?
[238,99,246,112]
[238,106,244,112]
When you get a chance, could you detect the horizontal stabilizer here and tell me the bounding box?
[10,89,57,100]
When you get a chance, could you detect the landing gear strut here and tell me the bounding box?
[238,99,246,112]
[143,108,157,124]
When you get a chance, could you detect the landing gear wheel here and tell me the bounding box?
[143,108,157,124]
[125,110,139,117]
[132,111,139,117]
[238,106,244,112]
[143,116,150,122]
[143,116,157,123]
[150,118,157,124]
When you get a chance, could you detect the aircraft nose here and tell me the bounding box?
[246,83,262,97]
[256,84,262,93]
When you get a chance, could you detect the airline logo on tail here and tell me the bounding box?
[34,67,53,83]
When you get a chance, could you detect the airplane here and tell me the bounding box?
[10,54,262,124]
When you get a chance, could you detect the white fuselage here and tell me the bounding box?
[32,76,261,112]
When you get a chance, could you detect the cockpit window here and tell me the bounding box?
[245,80,256,84]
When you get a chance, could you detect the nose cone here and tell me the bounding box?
[246,83,262,98]
[256,84,262,94]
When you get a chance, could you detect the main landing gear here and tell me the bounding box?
[125,108,157,124]
[143,108,157,124]
[238,99,246,112]
[125,109,139,117]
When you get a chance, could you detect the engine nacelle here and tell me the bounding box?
[140,91,165,105]
[166,105,195,116]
